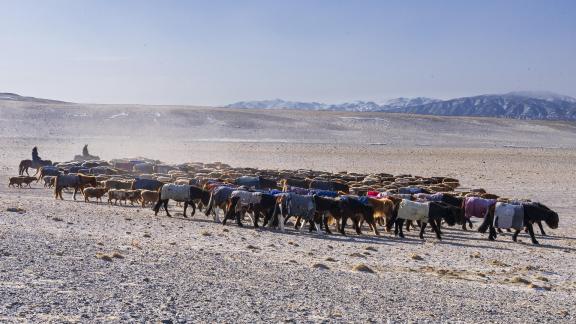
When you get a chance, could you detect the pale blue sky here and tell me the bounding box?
[0,0,574,105]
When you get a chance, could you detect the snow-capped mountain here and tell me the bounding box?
[379,97,440,110]
[505,91,576,103]
[395,92,576,120]
[226,97,438,112]
[226,99,329,110]
[227,92,576,120]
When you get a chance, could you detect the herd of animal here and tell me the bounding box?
[10,157,560,245]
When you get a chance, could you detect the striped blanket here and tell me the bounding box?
[398,199,430,222]
[464,197,496,219]
[494,202,524,230]
[160,184,190,201]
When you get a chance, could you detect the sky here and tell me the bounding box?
[0,0,575,106]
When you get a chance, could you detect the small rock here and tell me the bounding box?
[6,207,25,213]
[352,263,375,274]
[95,253,113,262]
[312,263,330,270]
[488,259,509,267]
[510,276,531,284]
[112,252,124,259]
[410,253,423,261]
[470,252,481,258]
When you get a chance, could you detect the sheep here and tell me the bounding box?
[83,187,109,203]
[140,189,159,207]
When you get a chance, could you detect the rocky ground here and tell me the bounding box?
[1,103,575,322]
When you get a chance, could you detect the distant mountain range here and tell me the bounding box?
[3,90,575,120]
[226,97,439,112]
[227,91,576,120]
[0,92,68,104]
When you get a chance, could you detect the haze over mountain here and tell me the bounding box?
[228,91,576,120]
[3,90,576,121]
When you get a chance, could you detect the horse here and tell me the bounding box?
[36,166,60,182]
[309,195,342,234]
[153,185,211,218]
[54,174,98,200]
[280,178,311,191]
[234,176,278,190]
[478,202,559,244]
[360,197,396,232]
[309,179,349,194]
[338,196,378,235]
[394,200,462,240]
[224,191,276,228]
[274,193,323,234]
[421,193,474,230]
[462,196,496,231]
[204,185,235,223]
[19,159,52,176]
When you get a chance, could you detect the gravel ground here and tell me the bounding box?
[0,104,575,322]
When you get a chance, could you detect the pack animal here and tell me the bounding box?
[154,184,211,217]
[54,174,98,200]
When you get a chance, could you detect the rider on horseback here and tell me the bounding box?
[32,146,42,162]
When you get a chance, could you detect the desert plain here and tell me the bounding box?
[1,101,575,322]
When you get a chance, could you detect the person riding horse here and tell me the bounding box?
[32,146,42,162]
